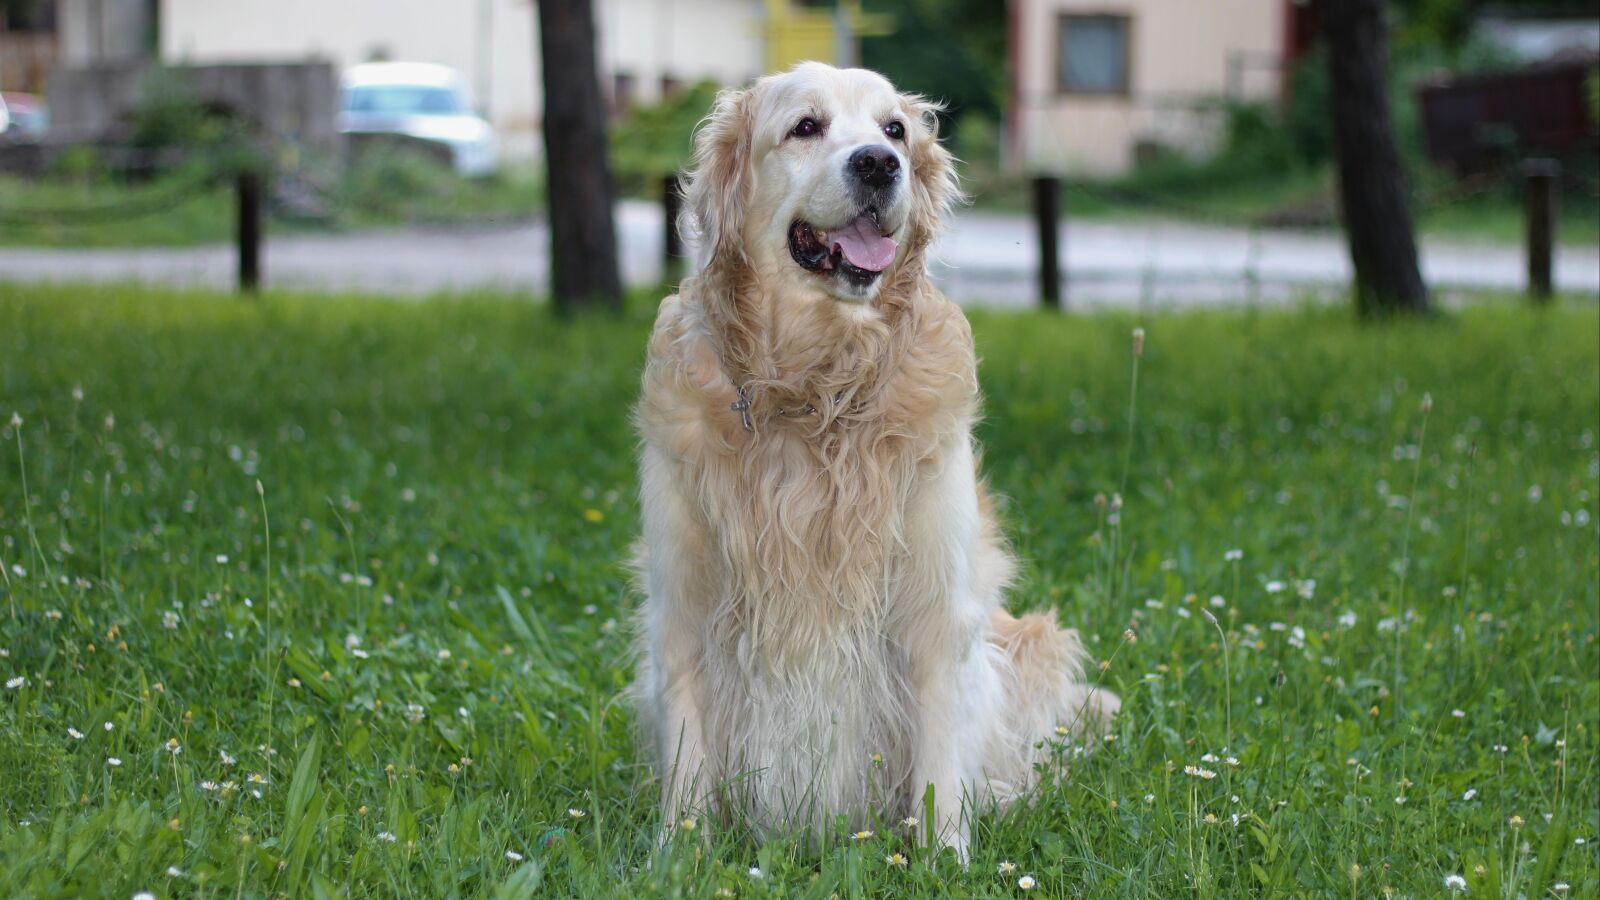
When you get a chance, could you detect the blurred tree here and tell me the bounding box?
[537,0,622,313]
[860,0,1005,128]
[1319,0,1430,317]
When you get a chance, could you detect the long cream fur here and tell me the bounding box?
[632,62,1119,856]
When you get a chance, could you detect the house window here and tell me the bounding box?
[1058,14,1130,95]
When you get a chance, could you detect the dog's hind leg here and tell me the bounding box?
[984,608,1121,795]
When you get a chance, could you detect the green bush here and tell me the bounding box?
[609,81,721,198]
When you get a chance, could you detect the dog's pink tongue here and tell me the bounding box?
[831,216,897,272]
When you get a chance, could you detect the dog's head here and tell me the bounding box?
[682,62,959,306]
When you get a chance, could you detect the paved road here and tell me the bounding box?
[1,200,1595,308]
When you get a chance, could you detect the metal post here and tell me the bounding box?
[1522,158,1559,302]
[1033,175,1061,310]
[662,172,684,280]
[236,169,263,293]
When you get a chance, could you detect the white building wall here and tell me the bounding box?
[1014,0,1287,177]
[159,0,763,160]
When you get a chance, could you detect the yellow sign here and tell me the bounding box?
[764,0,894,72]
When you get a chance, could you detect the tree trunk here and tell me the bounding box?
[1319,0,1429,317]
[537,0,621,313]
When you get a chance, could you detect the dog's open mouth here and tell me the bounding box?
[788,209,898,287]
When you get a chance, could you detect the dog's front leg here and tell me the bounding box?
[901,437,998,864]
[909,648,987,863]
[637,445,715,835]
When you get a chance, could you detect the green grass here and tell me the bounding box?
[0,284,1595,897]
[0,160,545,248]
[965,165,1600,248]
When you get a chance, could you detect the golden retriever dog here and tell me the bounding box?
[632,62,1119,857]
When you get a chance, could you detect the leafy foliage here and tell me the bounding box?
[609,81,721,197]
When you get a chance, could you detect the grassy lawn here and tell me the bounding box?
[0,161,545,248]
[965,167,1600,249]
[0,284,1595,897]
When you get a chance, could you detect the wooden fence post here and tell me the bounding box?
[1033,175,1061,310]
[1522,158,1559,303]
[662,173,684,281]
[236,168,263,294]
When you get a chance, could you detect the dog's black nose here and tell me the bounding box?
[848,145,900,188]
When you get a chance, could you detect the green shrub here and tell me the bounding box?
[609,81,721,198]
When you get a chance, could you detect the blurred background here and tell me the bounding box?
[0,0,1595,307]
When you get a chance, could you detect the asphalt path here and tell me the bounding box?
[2,200,1595,308]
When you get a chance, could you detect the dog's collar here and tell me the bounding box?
[730,383,819,433]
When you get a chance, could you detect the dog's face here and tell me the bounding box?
[685,63,957,306]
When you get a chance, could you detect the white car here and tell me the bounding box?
[340,62,498,178]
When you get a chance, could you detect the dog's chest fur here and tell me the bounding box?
[638,293,979,825]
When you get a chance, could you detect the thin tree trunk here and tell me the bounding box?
[537,0,621,313]
[1319,0,1429,317]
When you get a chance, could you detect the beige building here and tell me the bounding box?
[158,0,766,158]
[1009,0,1301,176]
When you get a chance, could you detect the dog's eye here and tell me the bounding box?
[790,117,821,139]
[883,121,906,141]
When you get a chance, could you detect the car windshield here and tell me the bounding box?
[344,85,464,116]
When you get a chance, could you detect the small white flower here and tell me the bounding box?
[1338,611,1357,628]
[567,808,585,819]
[1209,595,1226,608]
[747,867,764,879]
[1143,794,1155,803]
[352,649,369,659]
[166,866,184,877]
[1183,765,1217,780]
[901,816,919,828]
[107,757,122,767]
[1451,709,1465,719]
[199,781,218,791]
[1224,549,1243,562]
[1444,873,1467,891]
[505,850,523,862]
[220,750,237,766]
[1553,882,1568,893]
[104,722,114,732]
[215,554,229,564]
[376,831,397,843]
[1463,788,1477,801]
[457,707,469,718]
[1225,756,1240,767]
[998,861,1017,875]
[162,611,180,630]
[437,649,451,660]
[1018,875,1037,890]
[1201,753,1218,763]
[68,727,84,740]
[1394,795,1407,805]
[133,892,155,900]
[4,676,23,690]
[1265,580,1285,594]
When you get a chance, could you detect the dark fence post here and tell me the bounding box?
[236,167,263,294]
[1522,158,1559,303]
[1033,175,1061,310]
[662,173,684,282]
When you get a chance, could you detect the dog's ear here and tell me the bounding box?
[683,86,754,269]
[901,94,963,249]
